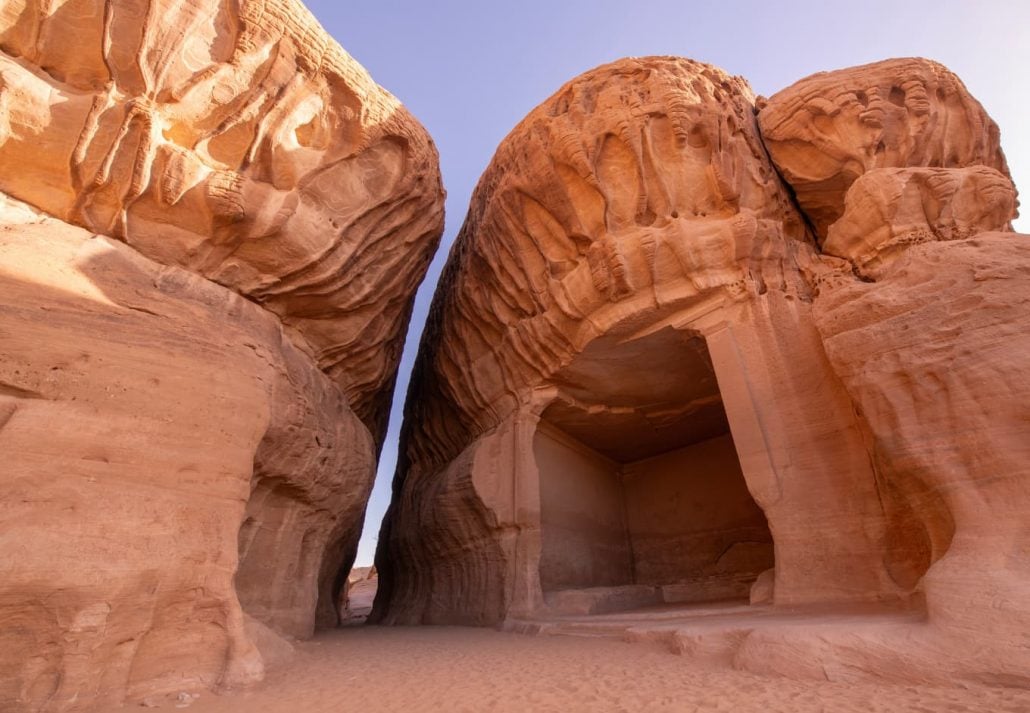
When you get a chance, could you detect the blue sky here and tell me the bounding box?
[301,0,1030,566]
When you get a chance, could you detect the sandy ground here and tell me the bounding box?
[107,625,1030,713]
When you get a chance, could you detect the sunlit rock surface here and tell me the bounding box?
[374,57,899,626]
[375,56,1030,686]
[0,0,444,437]
[819,165,1015,278]
[756,57,1010,242]
[0,1,444,710]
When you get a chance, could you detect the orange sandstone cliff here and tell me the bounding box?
[373,56,1029,686]
[0,1,444,710]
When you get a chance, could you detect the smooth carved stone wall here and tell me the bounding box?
[622,434,773,591]
[535,428,774,601]
[535,424,633,592]
[373,57,899,627]
[0,0,445,439]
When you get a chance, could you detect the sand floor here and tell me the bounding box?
[107,625,1030,713]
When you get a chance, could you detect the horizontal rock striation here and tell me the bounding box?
[820,165,1015,278]
[374,57,901,627]
[0,0,445,439]
[0,204,373,708]
[396,57,809,471]
[0,1,443,710]
[376,55,1030,686]
[757,58,1010,242]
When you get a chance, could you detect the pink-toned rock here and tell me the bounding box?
[374,57,901,628]
[822,165,1015,278]
[340,567,379,624]
[0,1,443,710]
[0,205,372,708]
[750,60,1029,685]
[757,58,1010,242]
[374,55,1030,689]
[740,231,1030,686]
[0,0,444,437]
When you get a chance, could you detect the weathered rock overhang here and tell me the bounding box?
[374,52,1030,688]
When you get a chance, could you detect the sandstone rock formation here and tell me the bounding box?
[0,0,443,439]
[374,57,902,626]
[374,56,1029,686]
[740,230,1030,687]
[341,566,379,624]
[757,58,1010,242]
[0,2,443,711]
[821,165,1015,278]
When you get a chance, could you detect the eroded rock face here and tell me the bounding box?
[784,233,1030,685]
[374,57,899,627]
[0,204,372,708]
[751,58,1029,685]
[375,55,1030,686]
[821,165,1015,278]
[0,0,444,438]
[0,2,443,710]
[757,58,1010,242]
[399,56,810,465]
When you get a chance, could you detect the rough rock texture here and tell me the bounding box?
[821,166,1015,278]
[341,566,379,624]
[740,232,1030,686]
[374,57,901,626]
[0,204,371,707]
[757,58,1010,242]
[0,2,443,710]
[374,56,1030,686]
[0,0,444,439]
